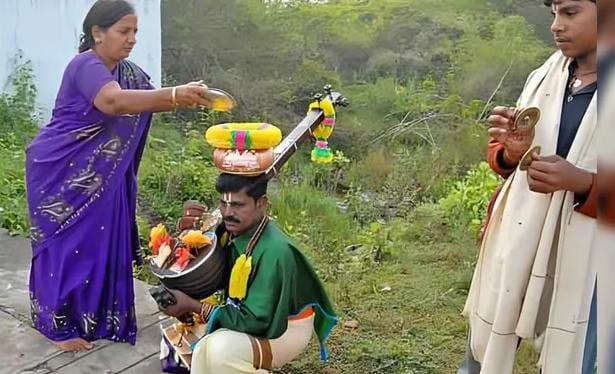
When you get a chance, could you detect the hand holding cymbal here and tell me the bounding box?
[488,106,540,164]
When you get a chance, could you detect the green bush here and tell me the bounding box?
[0,58,38,235]
[0,133,31,234]
[439,161,502,235]
[137,124,219,224]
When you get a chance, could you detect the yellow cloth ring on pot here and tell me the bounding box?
[205,123,282,151]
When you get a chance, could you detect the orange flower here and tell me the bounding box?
[181,230,211,249]
[149,224,170,255]
[149,224,167,246]
[150,234,171,255]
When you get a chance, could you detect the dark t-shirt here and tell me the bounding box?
[557,62,597,158]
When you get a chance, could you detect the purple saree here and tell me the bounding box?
[25,50,153,344]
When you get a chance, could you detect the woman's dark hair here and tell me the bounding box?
[79,0,135,53]
[215,173,268,201]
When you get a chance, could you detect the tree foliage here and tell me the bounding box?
[162,0,552,130]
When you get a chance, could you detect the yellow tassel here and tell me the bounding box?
[220,232,229,247]
[228,254,252,300]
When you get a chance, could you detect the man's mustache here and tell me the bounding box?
[224,216,240,224]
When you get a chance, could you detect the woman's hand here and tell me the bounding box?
[93,80,214,115]
[174,81,212,108]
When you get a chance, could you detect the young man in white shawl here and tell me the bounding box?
[596,0,615,371]
[458,0,598,373]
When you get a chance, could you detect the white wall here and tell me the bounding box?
[0,0,161,123]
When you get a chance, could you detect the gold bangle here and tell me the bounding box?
[171,86,178,108]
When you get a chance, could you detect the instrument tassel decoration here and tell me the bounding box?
[308,97,336,163]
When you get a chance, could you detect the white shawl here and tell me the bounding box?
[463,51,597,374]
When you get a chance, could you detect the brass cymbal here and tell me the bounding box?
[202,88,236,112]
[514,107,540,131]
[519,145,541,171]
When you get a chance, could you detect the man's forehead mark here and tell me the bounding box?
[222,192,234,203]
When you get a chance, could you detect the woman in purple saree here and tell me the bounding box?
[25,0,211,352]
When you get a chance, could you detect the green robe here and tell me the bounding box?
[205,220,338,360]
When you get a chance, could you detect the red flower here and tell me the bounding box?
[174,246,191,270]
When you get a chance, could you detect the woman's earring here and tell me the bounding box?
[95,39,102,44]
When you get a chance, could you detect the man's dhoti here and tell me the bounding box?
[191,312,315,373]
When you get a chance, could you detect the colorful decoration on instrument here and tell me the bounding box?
[147,209,219,273]
[308,97,336,163]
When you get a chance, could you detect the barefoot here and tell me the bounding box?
[54,338,94,352]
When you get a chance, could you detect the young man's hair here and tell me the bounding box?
[215,173,268,200]
[544,0,596,6]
